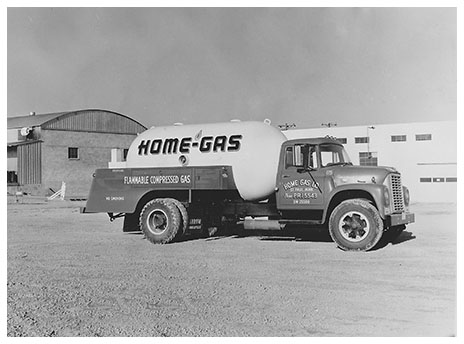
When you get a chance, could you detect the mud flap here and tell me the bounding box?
[123,212,141,232]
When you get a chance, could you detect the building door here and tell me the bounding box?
[17,141,42,185]
[7,146,18,184]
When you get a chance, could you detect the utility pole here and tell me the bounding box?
[367,126,375,156]
[321,122,337,128]
[278,123,296,131]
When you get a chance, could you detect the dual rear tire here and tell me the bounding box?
[139,198,188,244]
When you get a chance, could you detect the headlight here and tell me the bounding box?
[383,186,390,207]
[403,186,410,206]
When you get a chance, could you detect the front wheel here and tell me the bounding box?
[328,199,384,251]
[139,198,181,244]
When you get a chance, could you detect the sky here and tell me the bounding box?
[7,7,457,129]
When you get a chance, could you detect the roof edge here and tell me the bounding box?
[41,109,147,130]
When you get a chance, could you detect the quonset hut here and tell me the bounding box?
[7,109,146,198]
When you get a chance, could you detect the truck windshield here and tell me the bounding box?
[319,144,352,167]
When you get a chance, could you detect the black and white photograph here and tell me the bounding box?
[5,3,460,339]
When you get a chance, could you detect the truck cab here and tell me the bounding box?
[276,137,414,250]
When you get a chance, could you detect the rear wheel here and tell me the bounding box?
[328,199,384,251]
[139,198,181,244]
[165,198,189,240]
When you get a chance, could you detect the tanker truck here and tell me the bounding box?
[82,120,415,251]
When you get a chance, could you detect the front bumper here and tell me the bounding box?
[385,212,415,227]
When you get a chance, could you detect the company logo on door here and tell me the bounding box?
[283,178,319,202]
[283,179,319,191]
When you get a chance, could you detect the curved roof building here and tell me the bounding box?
[7,109,147,198]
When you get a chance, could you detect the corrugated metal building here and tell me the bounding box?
[7,109,146,198]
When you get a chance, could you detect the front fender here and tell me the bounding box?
[323,183,387,222]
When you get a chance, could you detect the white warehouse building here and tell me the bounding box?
[284,120,457,203]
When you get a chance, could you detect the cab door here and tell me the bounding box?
[276,143,325,210]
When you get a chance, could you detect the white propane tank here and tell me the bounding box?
[126,120,287,201]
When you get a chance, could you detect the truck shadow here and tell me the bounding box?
[208,227,417,250]
[254,227,333,243]
[203,225,333,243]
[173,227,333,244]
[392,231,416,245]
[129,227,416,249]
[372,230,416,251]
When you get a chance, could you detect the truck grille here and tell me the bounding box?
[390,174,404,213]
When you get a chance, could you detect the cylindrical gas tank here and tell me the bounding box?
[126,120,287,201]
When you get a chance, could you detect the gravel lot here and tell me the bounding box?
[7,201,456,337]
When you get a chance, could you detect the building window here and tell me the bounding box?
[355,137,369,144]
[123,149,129,161]
[336,137,347,144]
[359,152,378,166]
[391,135,406,142]
[7,171,18,184]
[421,177,456,183]
[416,134,432,141]
[420,177,432,182]
[68,147,79,160]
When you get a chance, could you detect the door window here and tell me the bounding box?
[285,145,318,169]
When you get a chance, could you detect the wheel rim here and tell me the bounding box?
[338,211,370,242]
[146,209,169,235]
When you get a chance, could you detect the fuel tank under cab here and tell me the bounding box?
[126,120,287,201]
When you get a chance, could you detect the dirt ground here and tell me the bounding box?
[7,200,456,337]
